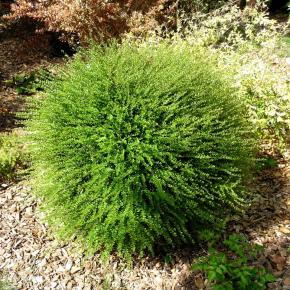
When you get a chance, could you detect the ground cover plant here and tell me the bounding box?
[192,234,275,290]
[26,41,256,260]
[0,131,28,182]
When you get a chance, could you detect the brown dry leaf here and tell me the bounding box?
[195,277,204,289]
[279,227,290,234]
[271,255,286,271]
[284,277,290,286]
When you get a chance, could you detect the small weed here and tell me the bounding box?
[164,254,173,265]
[0,280,13,290]
[0,281,14,290]
[0,272,13,290]
[256,157,278,172]
[192,234,275,290]
[102,277,111,290]
[0,130,29,182]
[5,69,53,95]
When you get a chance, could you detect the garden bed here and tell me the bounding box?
[0,3,289,290]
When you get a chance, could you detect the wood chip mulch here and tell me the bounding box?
[229,150,290,290]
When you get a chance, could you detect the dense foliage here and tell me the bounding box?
[179,0,230,12]
[5,0,289,45]
[154,3,290,149]
[27,42,256,259]
[6,0,259,43]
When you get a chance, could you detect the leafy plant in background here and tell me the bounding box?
[26,41,256,260]
[179,0,230,13]
[192,234,275,290]
[150,2,290,150]
[5,0,174,44]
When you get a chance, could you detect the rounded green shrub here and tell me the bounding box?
[27,42,255,260]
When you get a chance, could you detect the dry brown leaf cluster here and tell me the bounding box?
[5,0,174,44]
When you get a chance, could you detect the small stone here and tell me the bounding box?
[33,276,43,284]
[51,282,58,288]
[65,260,73,271]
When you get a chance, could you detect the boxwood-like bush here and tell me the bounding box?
[27,42,255,260]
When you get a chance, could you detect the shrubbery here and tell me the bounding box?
[151,3,290,149]
[5,0,245,43]
[27,42,256,259]
[179,0,230,12]
[5,0,172,43]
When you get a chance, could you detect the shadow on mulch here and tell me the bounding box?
[230,153,289,237]
[0,12,67,132]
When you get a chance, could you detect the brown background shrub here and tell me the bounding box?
[5,0,175,44]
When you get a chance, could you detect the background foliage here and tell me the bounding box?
[144,2,290,149]
[5,0,172,43]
